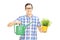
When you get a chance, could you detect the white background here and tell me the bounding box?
[0,0,60,40]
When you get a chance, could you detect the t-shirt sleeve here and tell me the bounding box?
[37,18,41,27]
[14,16,22,22]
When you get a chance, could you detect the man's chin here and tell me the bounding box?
[28,14,32,15]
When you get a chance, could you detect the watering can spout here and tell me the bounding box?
[25,22,32,27]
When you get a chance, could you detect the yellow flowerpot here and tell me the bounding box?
[41,26,48,32]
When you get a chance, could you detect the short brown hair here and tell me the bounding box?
[25,3,33,9]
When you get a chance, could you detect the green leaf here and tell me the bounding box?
[41,18,51,27]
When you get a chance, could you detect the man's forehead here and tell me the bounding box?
[26,5,32,8]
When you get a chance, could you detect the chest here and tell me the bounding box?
[22,19,37,26]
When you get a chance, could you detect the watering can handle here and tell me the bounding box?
[14,24,16,33]
[14,23,21,33]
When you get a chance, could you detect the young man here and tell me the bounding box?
[8,3,42,40]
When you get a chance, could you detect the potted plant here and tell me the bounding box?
[41,18,51,32]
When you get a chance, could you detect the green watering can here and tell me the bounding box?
[14,22,32,36]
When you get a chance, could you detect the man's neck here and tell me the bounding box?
[26,14,32,18]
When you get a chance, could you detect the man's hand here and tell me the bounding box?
[38,27,47,33]
[8,21,14,27]
[38,27,42,32]
[7,20,21,27]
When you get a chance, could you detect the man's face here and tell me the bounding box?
[25,5,33,15]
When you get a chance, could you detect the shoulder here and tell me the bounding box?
[18,15,26,18]
[32,15,39,19]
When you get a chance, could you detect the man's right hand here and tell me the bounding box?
[7,20,21,27]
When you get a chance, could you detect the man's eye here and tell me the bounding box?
[26,8,32,9]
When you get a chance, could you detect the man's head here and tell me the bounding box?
[25,3,33,15]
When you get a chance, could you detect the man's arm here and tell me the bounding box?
[7,20,21,27]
